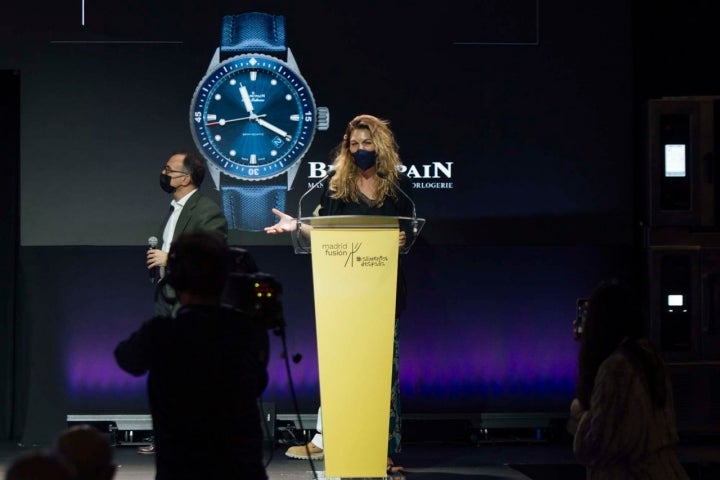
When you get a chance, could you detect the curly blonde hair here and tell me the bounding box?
[328,114,403,206]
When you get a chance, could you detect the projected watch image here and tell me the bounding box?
[189,12,329,232]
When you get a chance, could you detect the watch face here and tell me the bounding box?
[190,54,319,181]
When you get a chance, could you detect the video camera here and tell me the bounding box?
[221,246,284,330]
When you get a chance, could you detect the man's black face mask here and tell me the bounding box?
[159,173,176,194]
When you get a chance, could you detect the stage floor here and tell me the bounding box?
[1,438,718,480]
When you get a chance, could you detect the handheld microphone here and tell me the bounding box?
[377,170,418,235]
[147,236,159,283]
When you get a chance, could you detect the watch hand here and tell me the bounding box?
[256,117,291,140]
[206,113,267,126]
[239,84,255,114]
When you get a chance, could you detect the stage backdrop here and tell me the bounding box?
[1,0,637,444]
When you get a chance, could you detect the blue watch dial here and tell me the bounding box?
[190,54,319,181]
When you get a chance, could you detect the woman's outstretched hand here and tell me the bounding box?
[264,208,298,234]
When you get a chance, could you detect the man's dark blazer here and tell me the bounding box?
[153,191,228,316]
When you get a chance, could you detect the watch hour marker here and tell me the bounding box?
[250,71,258,81]
[285,94,292,101]
[250,154,258,165]
[290,114,300,122]
[270,79,278,86]
[214,135,222,142]
[271,150,278,157]
[207,114,217,121]
[229,150,237,157]
[229,79,237,86]
[214,93,222,101]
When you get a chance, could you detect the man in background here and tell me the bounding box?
[148,151,228,317]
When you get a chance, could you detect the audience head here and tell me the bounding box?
[582,279,643,350]
[55,424,116,480]
[5,449,74,480]
[576,279,655,407]
[165,232,228,298]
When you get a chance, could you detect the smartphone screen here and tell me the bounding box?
[576,298,589,337]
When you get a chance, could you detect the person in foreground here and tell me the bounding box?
[115,232,270,480]
[56,424,117,480]
[567,280,689,480]
[265,114,413,475]
[4,450,74,480]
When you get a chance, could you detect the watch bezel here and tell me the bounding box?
[189,53,320,182]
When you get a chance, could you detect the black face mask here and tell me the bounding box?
[159,173,176,194]
[351,149,377,171]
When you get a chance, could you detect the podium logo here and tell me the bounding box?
[320,242,349,256]
[344,243,362,267]
[319,242,388,268]
[354,254,389,268]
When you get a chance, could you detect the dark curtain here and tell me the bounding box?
[0,70,21,441]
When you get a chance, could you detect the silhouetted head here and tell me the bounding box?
[166,232,228,298]
[5,449,74,480]
[56,424,116,480]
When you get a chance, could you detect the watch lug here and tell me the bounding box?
[207,162,221,190]
[286,48,300,73]
[286,161,301,190]
[206,47,220,74]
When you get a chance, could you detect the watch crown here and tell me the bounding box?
[316,107,330,131]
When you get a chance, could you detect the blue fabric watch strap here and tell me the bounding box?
[221,183,286,232]
[220,12,286,54]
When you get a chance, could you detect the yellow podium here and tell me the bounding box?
[292,215,424,478]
